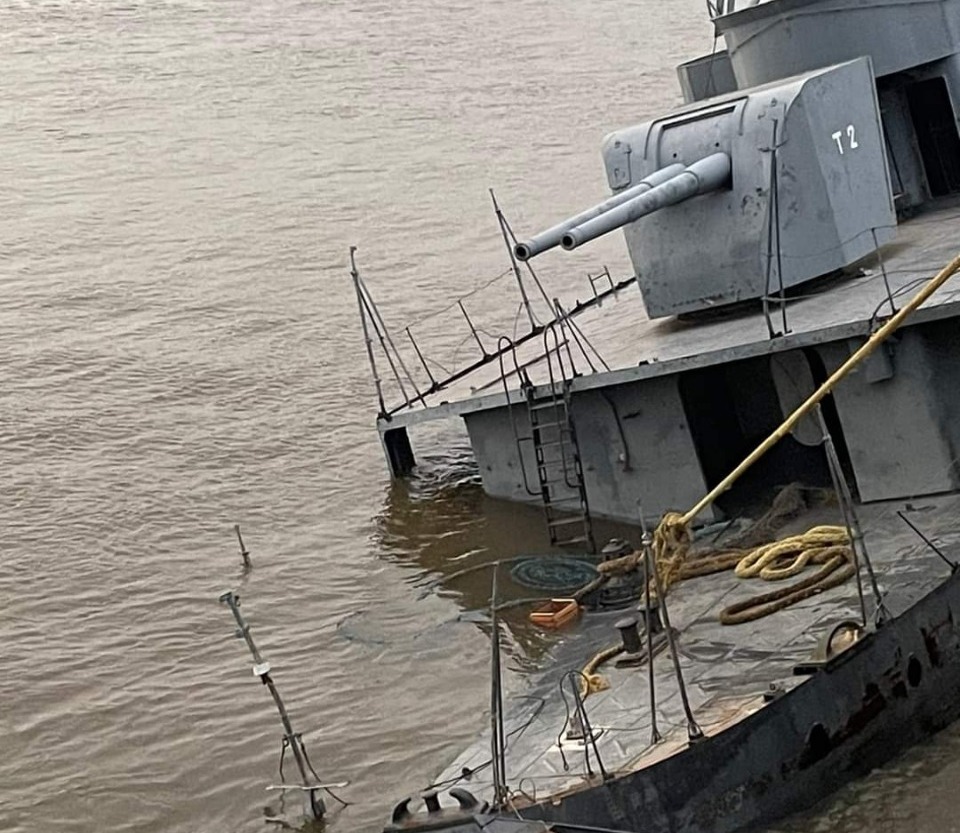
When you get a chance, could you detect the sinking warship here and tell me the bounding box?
[356,0,960,542]
[345,1,960,831]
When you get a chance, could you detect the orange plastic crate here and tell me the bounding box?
[529,598,580,629]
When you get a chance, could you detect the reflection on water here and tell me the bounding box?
[375,445,578,663]
[374,436,650,662]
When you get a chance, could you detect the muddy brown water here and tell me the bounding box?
[4,1,960,831]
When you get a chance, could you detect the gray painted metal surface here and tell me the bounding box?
[817,329,960,501]
[560,153,731,253]
[598,58,895,317]
[367,1,960,827]
[433,496,960,833]
[677,50,738,104]
[717,0,960,88]
[716,0,960,211]
[379,204,960,521]
[465,374,714,525]
[514,163,685,262]
[367,0,960,530]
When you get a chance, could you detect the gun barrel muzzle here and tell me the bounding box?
[513,163,686,261]
[560,152,731,251]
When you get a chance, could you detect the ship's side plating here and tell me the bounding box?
[520,565,960,833]
[463,309,960,522]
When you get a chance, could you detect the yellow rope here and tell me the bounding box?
[647,252,960,622]
[680,251,960,527]
[650,526,853,624]
[733,526,847,579]
[720,552,855,625]
[579,644,623,697]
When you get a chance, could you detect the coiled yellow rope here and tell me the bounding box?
[733,526,847,579]
[654,523,855,625]
[651,252,960,623]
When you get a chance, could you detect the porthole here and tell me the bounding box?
[807,723,830,758]
[907,654,923,688]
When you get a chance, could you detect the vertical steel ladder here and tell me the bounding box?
[524,326,596,553]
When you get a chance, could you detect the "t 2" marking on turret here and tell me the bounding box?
[832,125,859,154]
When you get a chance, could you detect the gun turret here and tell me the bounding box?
[513,163,685,261]
[560,153,731,251]
[513,57,896,318]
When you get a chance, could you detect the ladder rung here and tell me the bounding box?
[539,475,577,488]
[537,458,574,469]
[538,465,575,477]
[529,400,567,412]
[541,479,576,489]
[537,457,574,470]
[537,457,577,468]
[545,503,585,516]
[547,517,586,529]
[524,366,593,552]
[545,495,583,506]
[545,508,584,520]
[537,448,573,460]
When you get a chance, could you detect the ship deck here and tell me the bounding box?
[386,200,960,430]
[433,492,960,804]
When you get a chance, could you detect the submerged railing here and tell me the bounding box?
[349,196,626,420]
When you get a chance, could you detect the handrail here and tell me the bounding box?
[375,275,637,418]
[541,321,579,491]
[498,336,539,497]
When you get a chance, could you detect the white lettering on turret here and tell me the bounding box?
[832,125,859,154]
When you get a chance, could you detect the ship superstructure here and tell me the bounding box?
[355,0,960,538]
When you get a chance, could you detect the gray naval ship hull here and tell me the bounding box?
[361,0,960,826]
[519,569,960,833]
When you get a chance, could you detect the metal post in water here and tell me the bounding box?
[459,300,489,358]
[552,298,578,379]
[357,273,427,407]
[498,208,556,315]
[406,326,438,389]
[219,591,325,820]
[234,524,251,570]
[350,247,388,417]
[357,279,417,408]
[488,570,506,808]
